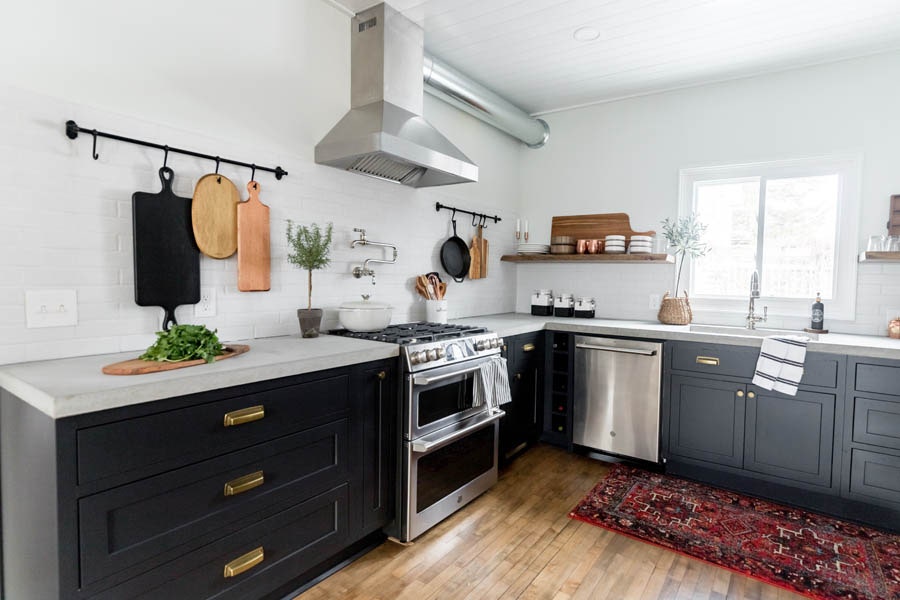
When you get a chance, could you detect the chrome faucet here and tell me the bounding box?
[351,228,398,284]
[747,270,767,329]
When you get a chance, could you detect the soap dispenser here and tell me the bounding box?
[810,292,824,331]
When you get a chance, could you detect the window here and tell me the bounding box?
[678,156,860,320]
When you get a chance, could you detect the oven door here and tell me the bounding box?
[401,409,502,542]
[406,355,495,440]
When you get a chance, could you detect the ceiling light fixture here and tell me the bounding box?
[573,26,600,42]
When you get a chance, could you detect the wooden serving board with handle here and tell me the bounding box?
[550,213,655,240]
[237,181,271,291]
[468,226,482,279]
[102,344,250,375]
[192,174,239,259]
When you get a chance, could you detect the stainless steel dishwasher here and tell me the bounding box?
[573,336,663,463]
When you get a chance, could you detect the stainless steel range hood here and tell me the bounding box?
[315,3,478,187]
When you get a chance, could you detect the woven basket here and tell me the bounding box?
[657,291,692,325]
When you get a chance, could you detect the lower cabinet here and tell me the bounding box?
[1,358,397,600]
[669,375,745,468]
[500,331,544,463]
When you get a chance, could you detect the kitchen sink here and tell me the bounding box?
[689,324,818,341]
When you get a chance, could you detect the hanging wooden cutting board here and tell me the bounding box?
[480,226,488,277]
[102,344,250,375]
[192,174,239,258]
[468,226,482,279]
[237,181,271,291]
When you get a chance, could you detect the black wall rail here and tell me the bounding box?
[65,120,288,180]
[435,202,501,228]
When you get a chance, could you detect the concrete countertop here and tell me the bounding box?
[452,313,900,359]
[0,335,398,419]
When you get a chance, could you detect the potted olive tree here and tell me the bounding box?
[658,214,709,325]
[286,220,333,337]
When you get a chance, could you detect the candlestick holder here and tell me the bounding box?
[524,232,529,242]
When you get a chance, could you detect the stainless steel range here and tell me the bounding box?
[333,322,505,542]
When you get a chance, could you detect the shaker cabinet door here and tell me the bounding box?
[669,375,745,468]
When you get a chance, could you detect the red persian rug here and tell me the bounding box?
[570,464,900,600]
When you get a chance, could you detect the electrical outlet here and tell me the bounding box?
[648,293,661,309]
[195,287,216,317]
[25,289,78,328]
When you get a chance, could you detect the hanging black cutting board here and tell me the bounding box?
[132,167,200,330]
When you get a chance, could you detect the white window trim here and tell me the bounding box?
[677,154,861,321]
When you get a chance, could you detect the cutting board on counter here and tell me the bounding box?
[551,213,655,240]
[102,344,250,375]
[237,181,271,291]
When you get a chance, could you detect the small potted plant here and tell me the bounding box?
[286,220,333,337]
[658,214,710,325]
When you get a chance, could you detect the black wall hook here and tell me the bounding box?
[215,157,221,183]
[435,202,501,226]
[91,130,99,160]
[162,145,169,168]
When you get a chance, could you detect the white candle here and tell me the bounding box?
[524,219,528,234]
[516,218,521,233]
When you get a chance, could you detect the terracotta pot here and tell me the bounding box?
[297,308,324,338]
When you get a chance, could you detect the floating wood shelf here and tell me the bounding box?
[501,253,673,263]
[859,251,900,262]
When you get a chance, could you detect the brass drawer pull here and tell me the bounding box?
[223,405,265,427]
[696,356,720,366]
[522,343,536,352]
[224,471,264,497]
[736,390,745,397]
[223,547,264,578]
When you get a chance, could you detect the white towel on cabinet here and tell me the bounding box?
[473,356,512,410]
[752,335,808,396]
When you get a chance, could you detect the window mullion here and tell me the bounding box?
[755,177,766,292]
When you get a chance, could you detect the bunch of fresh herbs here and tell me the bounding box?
[660,214,710,296]
[140,324,225,363]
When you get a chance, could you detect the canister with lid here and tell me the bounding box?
[531,289,554,316]
[554,292,574,317]
[574,297,595,318]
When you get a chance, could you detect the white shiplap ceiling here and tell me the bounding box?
[328,0,900,115]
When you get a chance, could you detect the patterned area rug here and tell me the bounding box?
[570,464,900,600]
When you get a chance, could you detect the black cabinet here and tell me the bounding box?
[1,358,397,600]
[669,374,745,468]
[500,331,544,463]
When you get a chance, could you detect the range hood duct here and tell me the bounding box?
[423,54,550,149]
[315,3,478,187]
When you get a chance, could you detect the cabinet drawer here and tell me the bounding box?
[852,396,900,451]
[79,418,349,588]
[671,342,758,379]
[77,373,349,485]
[93,483,351,600]
[855,361,900,396]
[848,449,900,508]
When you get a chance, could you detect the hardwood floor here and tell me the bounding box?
[296,444,804,600]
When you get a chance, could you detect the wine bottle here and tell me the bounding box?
[811,292,824,330]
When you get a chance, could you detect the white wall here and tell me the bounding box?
[0,0,522,365]
[518,51,900,335]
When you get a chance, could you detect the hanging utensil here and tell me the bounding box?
[237,180,271,291]
[440,215,470,283]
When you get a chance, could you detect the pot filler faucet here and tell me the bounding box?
[747,270,768,329]
[351,228,398,284]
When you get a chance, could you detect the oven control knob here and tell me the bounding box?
[498,337,505,348]
[436,347,446,358]
[476,340,487,351]
[426,348,438,362]
[490,338,500,349]
[410,351,424,365]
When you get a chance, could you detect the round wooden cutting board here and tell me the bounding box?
[191,174,239,258]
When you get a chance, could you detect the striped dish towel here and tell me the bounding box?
[473,356,512,410]
[752,335,809,396]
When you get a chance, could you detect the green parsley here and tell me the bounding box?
[140,324,225,363]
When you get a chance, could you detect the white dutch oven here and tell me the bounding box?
[338,295,393,332]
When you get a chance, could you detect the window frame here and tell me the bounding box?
[677,155,861,321]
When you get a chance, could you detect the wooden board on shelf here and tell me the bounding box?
[890,194,900,236]
[550,213,655,241]
[861,251,900,262]
[501,253,673,263]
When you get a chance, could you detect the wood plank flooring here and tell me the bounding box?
[296,444,804,600]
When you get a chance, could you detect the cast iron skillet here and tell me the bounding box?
[440,218,470,283]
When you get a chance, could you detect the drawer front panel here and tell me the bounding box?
[671,342,759,379]
[855,362,900,396]
[80,419,349,587]
[77,373,349,485]
[513,332,544,370]
[852,396,900,451]
[848,449,900,507]
[93,483,350,600]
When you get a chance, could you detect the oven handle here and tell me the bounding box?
[412,363,485,386]
[411,410,504,454]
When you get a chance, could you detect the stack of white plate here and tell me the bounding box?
[629,235,653,254]
[517,243,550,255]
[604,235,626,254]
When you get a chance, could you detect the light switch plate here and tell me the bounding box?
[25,289,78,328]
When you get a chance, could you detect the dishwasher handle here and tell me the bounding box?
[575,343,657,356]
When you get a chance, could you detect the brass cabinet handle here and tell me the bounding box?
[224,471,264,497]
[736,390,745,397]
[223,406,265,427]
[377,370,386,380]
[696,356,720,366]
[747,391,756,399]
[223,547,264,578]
[522,343,536,352]
[515,373,523,380]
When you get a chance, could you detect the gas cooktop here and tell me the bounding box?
[329,322,487,345]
